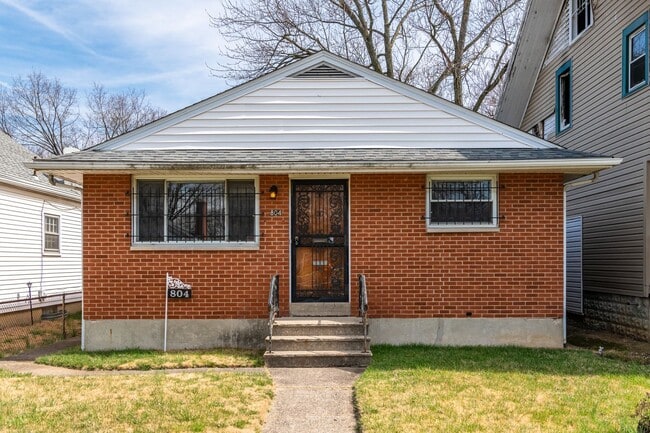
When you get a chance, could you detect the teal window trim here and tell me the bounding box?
[555,60,572,135]
[622,12,649,97]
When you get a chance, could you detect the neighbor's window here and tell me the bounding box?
[44,214,60,253]
[543,114,555,140]
[571,0,593,41]
[427,175,498,229]
[135,179,257,244]
[555,60,572,134]
[623,13,648,96]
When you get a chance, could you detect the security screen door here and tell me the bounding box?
[291,180,349,302]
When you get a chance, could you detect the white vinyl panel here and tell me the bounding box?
[0,184,81,302]
[127,76,531,150]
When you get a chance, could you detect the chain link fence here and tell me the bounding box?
[0,291,82,358]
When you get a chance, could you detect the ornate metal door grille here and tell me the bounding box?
[291,180,349,302]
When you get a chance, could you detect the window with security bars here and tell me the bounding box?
[44,214,60,252]
[135,179,257,243]
[427,177,497,227]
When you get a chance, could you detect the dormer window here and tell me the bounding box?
[570,0,593,41]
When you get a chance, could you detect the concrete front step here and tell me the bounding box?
[264,316,372,367]
[272,317,366,337]
[265,335,369,352]
[263,350,373,368]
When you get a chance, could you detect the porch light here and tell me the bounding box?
[269,185,278,199]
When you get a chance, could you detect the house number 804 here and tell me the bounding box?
[168,289,191,299]
[270,209,282,216]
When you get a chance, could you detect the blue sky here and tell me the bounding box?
[0,0,230,114]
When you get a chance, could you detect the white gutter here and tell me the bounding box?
[28,158,623,174]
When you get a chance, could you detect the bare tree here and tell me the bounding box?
[0,72,80,155]
[0,87,11,137]
[211,0,523,113]
[84,84,166,145]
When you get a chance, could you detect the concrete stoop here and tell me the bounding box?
[264,317,372,368]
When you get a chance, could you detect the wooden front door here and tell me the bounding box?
[291,180,349,302]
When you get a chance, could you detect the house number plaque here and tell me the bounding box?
[168,288,192,299]
[270,209,282,216]
[166,274,192,299]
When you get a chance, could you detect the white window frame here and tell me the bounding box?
[43,214,61,254]
[131,175,260,250]
[570,0,593,42]
[425,174,499,232]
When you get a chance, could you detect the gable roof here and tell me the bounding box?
[495,0,564,127]
[29,51,620,181]
[89,51,558,152]
[0,132,80,201]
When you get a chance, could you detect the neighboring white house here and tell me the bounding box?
[0,132,81,312]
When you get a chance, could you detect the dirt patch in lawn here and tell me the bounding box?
[567,319,650,365]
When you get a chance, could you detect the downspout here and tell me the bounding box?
[563,171,599,345]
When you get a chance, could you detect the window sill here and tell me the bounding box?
[131,243,260,251]
[42,251,61,257]
[623,83,647,98]
[556,125,572,136]
[427,226,500,233]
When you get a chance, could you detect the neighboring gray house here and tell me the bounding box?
[0,132,82,314]
[497,0,650,340]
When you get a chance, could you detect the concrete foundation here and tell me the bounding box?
[583,292,650,341]
[368,318,564,348]
[83,319,268,351]
[84,316,564,351]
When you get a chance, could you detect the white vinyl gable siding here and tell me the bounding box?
[0,184,82,302]
[110,78,549,151]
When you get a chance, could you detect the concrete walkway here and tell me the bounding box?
[0,339,364,432]
[263,367,364,433]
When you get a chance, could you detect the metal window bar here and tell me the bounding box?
[426,181,499,225]
[132,183,261,243]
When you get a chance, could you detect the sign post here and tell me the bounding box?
[164,273,192,352]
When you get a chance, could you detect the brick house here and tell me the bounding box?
[29,52,620,352]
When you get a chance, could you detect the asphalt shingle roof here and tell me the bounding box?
[36,147,604,167]
[0,132,80,200]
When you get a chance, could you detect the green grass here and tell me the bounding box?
[356,345,650,433]
[36,347,264,370]
[0,370,273,433]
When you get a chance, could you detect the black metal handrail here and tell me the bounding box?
[267,274,280,352]
[358,274,369,353]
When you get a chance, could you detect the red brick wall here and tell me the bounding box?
[83,174,290,320]
[350,173,564,318]
[83,172,563,321]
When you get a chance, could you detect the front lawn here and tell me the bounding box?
[36,347,264,370]
[0,369,272,433]
[356,345,650,433]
